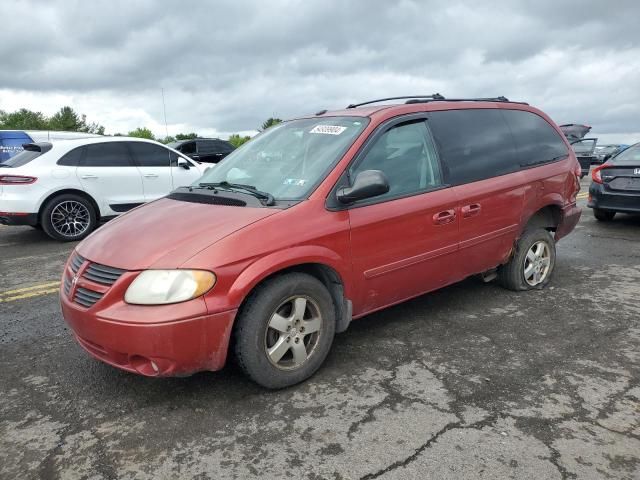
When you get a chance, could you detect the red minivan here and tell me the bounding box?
[60,95,581,388]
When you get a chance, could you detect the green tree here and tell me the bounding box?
[0,108,49,130]
[158,135,176,144]
[49,106,105,134]
[228,134,251,148]
[127,127,155,140]
[260,118,282,131]
[48,106,84,131]
[175,132,198,140]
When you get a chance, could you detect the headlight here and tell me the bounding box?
[124,270,216,305]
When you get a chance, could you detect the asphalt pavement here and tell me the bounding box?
[1,179,639,480]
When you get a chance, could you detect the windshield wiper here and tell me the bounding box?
[196,181,275,206]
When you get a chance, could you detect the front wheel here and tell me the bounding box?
[593,209,615,222]
[41,194,97,242]
[498,228,556,291]
[233,273,336,389]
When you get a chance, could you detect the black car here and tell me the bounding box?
[588,142,640,221]
[168,138,235,164]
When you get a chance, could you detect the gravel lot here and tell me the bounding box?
[1,179,639,479]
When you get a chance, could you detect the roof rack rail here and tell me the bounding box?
[346,95,528,109]
[346,94,445,109]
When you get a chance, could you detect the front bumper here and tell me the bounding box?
[588,183,640,213]
[59,254,237,377]
[61,293,237,376]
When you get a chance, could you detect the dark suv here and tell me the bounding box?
[168,138,235,164]
[61,95,581,388]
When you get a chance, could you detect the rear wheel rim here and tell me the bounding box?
[523,240,551,286]
[50,200,90,238]
[264,295,323,371]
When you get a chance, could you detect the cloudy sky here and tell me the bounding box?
[1,0,639,142]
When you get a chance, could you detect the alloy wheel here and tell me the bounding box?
[264,295,323,370]
[523,240,551,286]
[50,200,91,238]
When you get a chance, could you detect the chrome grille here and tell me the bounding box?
[63,276,71,296]
[83,263,125,286]
[73,287,104,308]
[70,253,84,273]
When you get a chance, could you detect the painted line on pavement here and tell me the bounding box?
[0,281,61,303]
[577,192,589,199]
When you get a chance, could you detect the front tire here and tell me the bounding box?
[233,273,336,389]
[593,209,615,222]
[41,193,97,242]
[498,228,556,291]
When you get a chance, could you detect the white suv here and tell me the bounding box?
[0,137,204,241]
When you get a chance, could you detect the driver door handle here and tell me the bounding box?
[81,174,98,179]
[143,173,159,178]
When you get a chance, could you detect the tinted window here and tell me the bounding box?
[57,147,84,166]
[83,142,132,167]
[180,142,196,154]
[351,121,442,200]
[214,140,234,152]
[503,110,568,167]
[428,109,517,185]
[197,140,216,154]
[612,144,640,164]
[1,150,42,168]
[129,142,175,167]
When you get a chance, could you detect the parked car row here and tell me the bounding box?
[58,95,583,388]
[559,124,630,177]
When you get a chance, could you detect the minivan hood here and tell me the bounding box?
[77,198,280,270]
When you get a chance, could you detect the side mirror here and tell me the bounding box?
[177,158,190,170]
[337,170,389,204]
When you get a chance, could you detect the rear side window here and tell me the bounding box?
[83,143,132,167]
[1,150,42,168]
[214,140,234,152]
[180,142,196,154]
[502,110,568,166]
[128,142,175,167]
[57,147,85,166]
[197,141,215,153]
[427,109,517,185]
[351,120,442,200]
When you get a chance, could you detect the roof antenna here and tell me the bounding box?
[161,88,169,140]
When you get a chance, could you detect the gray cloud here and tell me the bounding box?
[1,0,639,141]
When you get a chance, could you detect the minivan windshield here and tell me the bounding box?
[196,117,368,201]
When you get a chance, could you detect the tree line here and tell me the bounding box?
[0,106,282,148]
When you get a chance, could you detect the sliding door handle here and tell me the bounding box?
[433,209,456,225]
[461,203,481,218]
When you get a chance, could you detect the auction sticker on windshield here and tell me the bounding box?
[309,125,347,135]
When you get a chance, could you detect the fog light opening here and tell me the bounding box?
[130,355,162,377]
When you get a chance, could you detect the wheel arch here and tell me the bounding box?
[522,203,563,234]
[229,249,352,334]
[38,189,101,224]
